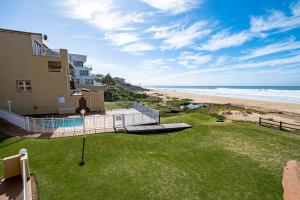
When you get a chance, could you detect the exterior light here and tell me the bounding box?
[19,148,27,155]
[7,100,11,112]
[79,109,86,166]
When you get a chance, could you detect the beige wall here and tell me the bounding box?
[2,154,21,178]
[65,91,105,111]
[0,30,104,115]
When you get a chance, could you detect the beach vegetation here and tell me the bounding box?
[1,112,300,199]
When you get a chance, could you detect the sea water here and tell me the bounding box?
[147,86,300,104]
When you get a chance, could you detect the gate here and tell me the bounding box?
[113,114,125,128]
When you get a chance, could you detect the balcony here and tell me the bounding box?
[70,89,82,96]
[33,48,60,57]
[83,64,92,70]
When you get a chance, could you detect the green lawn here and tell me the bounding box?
[1,113,300,200]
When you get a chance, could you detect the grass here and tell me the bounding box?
[1,112,300,199]
[104,101,131,110]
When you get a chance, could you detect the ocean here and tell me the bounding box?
[147,86,300,104]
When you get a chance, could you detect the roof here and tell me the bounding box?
[0,28,42,35]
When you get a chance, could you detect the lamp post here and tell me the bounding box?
[79,109,86,166]
[7,100,11,112]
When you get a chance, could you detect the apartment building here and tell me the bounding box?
[0,28,105,115]
[69,54,96,86]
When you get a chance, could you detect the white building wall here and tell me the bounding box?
[69,54,96,86]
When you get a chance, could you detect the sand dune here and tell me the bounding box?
[150,89,300,123]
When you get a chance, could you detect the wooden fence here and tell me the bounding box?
[259,117,300,132]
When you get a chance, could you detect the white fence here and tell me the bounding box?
[0,102,159,134]
[0,109,30,131]
[133,102,160,123]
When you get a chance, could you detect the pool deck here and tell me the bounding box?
[125,123,192,133]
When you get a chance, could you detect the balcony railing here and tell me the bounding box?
[70,89,82,95]
[33,48,60,57]
[83,65,92,70]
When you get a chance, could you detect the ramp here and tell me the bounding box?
[125,123,192,133]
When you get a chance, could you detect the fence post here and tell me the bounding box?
[259,117,261,125]
[122,114,125,128]
[103,115,106,130]
[42,119,45,132]
[51,117,55,132]
[113,115,115,128]
[26,117,30,132]
[133,113,134,125]
[62,118,65,134]
[279,121,282,131]
[73,119,75,134]
[94,116,96,133]
[33,118,36,132]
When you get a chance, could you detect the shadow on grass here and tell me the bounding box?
[0,131,25,149]
[0,131,12,142]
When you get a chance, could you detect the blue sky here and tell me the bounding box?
[1,0,300,86]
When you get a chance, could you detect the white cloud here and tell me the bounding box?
[178,52,212,69]
[200,30,251,51]
[239,38,300,60]
[146,23,180,39]
[291,0,300,16]
[156,54,300,81]
[58,0,145,31]
[161,21,212,50]
[235,54,300,69]
[121,42,156,54]
[140,59,170,72]
[141,0,200,14]
[104,32,141,46]
[250,10,300,33]
[215,56,228,66]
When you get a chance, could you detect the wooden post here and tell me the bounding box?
[259,117,261,125]
[279,121,283,131]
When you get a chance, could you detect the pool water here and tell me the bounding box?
[43,117,83,128]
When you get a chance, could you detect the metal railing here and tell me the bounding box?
[133,102,159,123]
[0,109,29,131]
[33,48,60,57]
[0,104,159,135]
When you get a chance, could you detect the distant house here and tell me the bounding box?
[0,28,105,115]
[69,54,97,87]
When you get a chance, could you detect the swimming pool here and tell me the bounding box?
[43,117,83,128]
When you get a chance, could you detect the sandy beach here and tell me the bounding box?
[149,89,300,123]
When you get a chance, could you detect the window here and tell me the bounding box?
[74,61,83,67]
[85,79,94,85]
[80,70,89,76]
[17,80,32,92]
[75,79,80,84]
[33,41,42,55]
[48,61,62,72]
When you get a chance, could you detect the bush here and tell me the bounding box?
[210,113,225,122]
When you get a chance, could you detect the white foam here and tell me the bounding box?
[150,87,300,104]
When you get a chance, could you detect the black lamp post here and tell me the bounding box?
[79,109,86,166]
